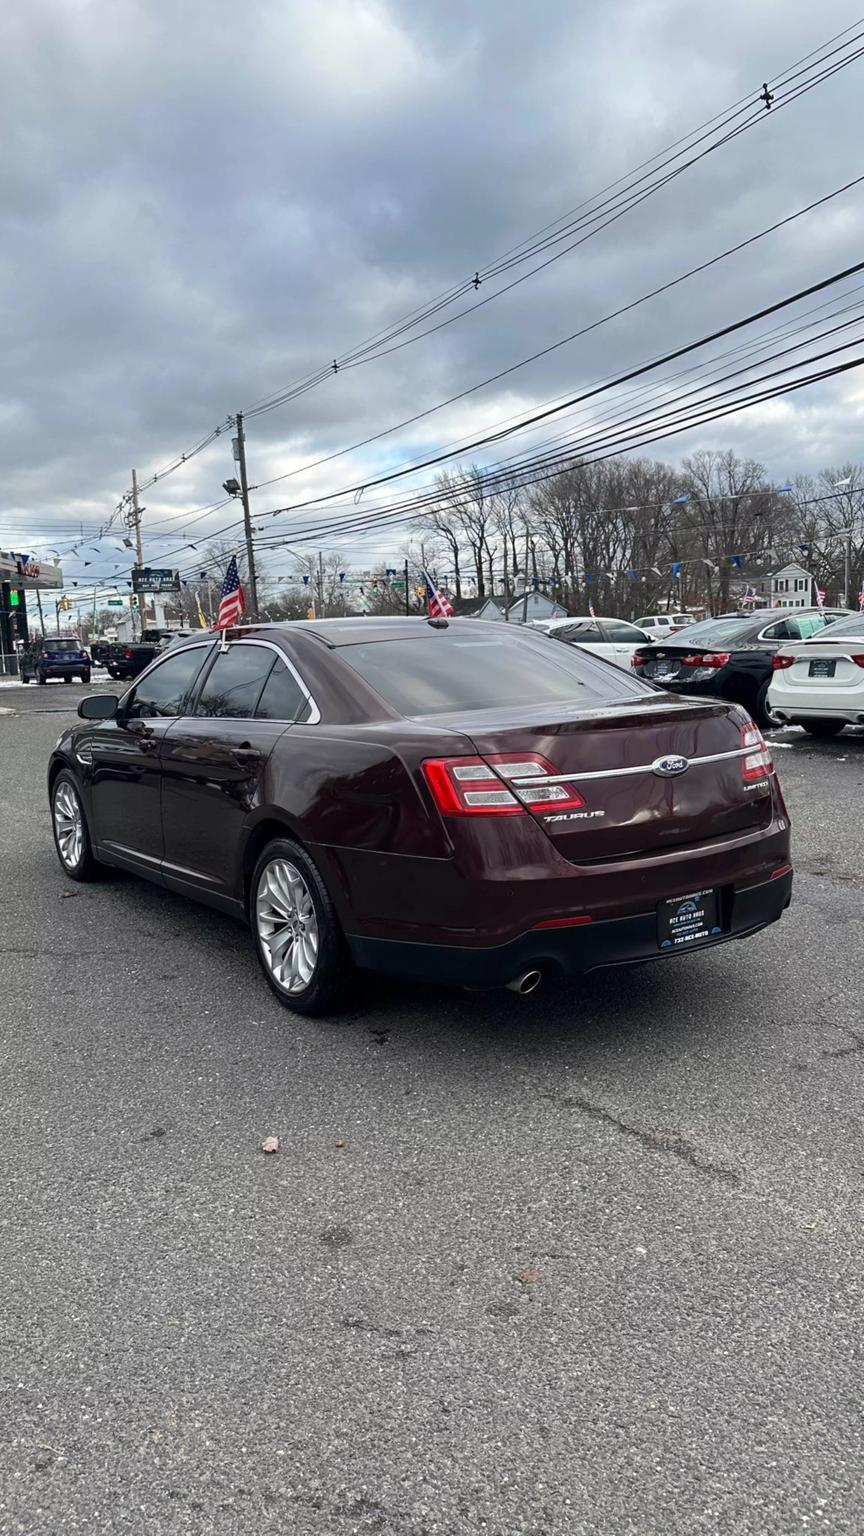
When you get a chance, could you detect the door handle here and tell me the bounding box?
[232,744,260,767]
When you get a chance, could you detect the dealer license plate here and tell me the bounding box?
[809,659,836,678]
[657,889,723,950]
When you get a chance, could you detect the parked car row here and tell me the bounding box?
[630,607,853,728]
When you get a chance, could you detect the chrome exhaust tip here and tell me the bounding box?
[506,968,543,995]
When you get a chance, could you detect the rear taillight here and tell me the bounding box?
[124,647,134,659]
[681,652,730,668]
[741,723,773,783]
[771,654,795,671]
[631,653,647,667]
[852,655,864,669]
[422,754,585,816]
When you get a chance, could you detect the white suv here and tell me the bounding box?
[635,613,695,639]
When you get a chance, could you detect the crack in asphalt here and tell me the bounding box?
[561,1094,741,1186]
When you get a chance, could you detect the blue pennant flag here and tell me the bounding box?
[584,571,593,584]
[776,483,793,494]
[671,561,681,577]
[731,554,742,568]
[671,494,689,506]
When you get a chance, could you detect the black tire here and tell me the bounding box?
[250,837,351,1017]
[20,673,29,685]
[755,679,779,730]
[50,771,101,882]
[63,676,72,684]
[81,672,91,684]
[37,672,47,686]
[801,719,846,738]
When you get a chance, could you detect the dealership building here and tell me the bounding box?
[0,550,64,658]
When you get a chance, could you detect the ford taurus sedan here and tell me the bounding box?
[48,618,792,1016]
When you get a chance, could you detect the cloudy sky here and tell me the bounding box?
[2,0,864,596]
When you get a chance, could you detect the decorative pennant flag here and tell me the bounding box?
[731,554,742,568]
[671,493,689,506]
[584,571,593,584]
[671,561,681,577]
[816,587,826,609]
[196,593,208,628]
[858,586,864,611]
[421,568,454,619]
[588,601,596,619]
[776,483,793,493]
[834,477,853,489]
[628,569,638,580]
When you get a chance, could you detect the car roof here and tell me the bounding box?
[213,617,537,649]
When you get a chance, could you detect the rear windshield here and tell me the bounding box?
[44,639,80,652]
[666,616,760,646]
[339,631,648,715]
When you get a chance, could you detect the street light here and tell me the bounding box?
[222,478,240,497]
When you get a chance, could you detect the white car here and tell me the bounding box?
[768,613,864,735]
[635,613,696,639]
[545,616,653,669]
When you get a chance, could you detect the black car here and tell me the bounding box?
[21,637,91,685]
[89,640,112,668]
[631,607,851,727]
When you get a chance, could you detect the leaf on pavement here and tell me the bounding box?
[334,1138,347,1149]
[260,1135,280,1155]
[515,1266,541,1286]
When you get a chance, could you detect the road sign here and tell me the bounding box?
[107,598,124,607]
[132,566,180,594]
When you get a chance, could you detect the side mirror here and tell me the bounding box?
[78,694,119,720]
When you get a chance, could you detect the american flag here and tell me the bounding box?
[816,586,826,610]
[215,555,245,629]
[858,586,864,611]
[421,568,453,618]
[741,585,758,605]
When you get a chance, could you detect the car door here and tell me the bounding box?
[88,643,214,870]
[601,619,650,668]
[159,640,314,904]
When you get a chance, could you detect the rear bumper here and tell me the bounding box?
[768,686,864,724]
[347,870,793,986]
[39,663,88,677]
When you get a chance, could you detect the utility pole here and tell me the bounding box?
[844,529,853,608]
[404,558,410,616]
[316,549,325,618]
[521,527,531,623]
[234,413,259,619]
[35,587,46,637]
[130,470,146,634]
[503,541,510,620]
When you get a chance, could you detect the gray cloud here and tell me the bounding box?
[2,0,863,590]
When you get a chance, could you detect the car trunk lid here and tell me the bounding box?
[440,695,773,862]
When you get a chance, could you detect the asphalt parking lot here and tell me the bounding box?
[2,679,864,1536]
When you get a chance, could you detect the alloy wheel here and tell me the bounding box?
[53,781,84,870]
[255,858,320,994]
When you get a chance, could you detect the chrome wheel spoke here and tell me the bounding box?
[53,783,84,869]
[255,858,320,996]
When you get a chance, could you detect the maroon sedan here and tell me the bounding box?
[49,618,792,1015]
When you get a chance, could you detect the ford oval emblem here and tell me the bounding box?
[652,754,689,778]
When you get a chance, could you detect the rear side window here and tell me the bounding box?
[811,614,864,640]
[339,632,649,716]
[195,644,275,718]
[255,659,307,721]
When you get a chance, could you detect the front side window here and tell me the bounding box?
[554,621,603,644]
[602,621,646,642]
[126,646,212,719]
[194,643,276,718]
